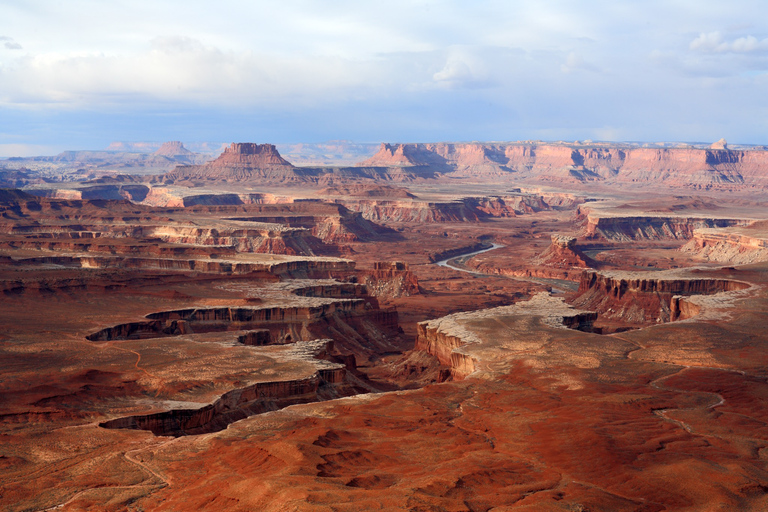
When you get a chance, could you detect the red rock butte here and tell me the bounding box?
[153,141,194,158]
[163,143,299,182]
[211,143,295,169]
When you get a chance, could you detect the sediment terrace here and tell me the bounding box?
[682,223,768,264]
[99,340,350,436]
[415,268,756,380]
[415,293,597,379]
[570,268,753,327]
[346,194,556,223]
[577,198,766,241]
[85,279,402,437]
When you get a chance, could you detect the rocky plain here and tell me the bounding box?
[3,139,768,511]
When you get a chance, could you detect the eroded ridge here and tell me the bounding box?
[89,280,402,437]
[415,293,597,379]
[99,340,349,437]
[570,268,753,329]
[85,280,400,352]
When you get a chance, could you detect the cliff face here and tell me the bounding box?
[87,282,400,359]
[570,270,751,325]
[681,227,768,264]
[99,340,350,436]
[359,142,768,189]
[414,294,597,380]
[582,213,753,241]
[348,194,551,223]
[358,261,420,298]
[209,143,294,169]
[359,143,510,175]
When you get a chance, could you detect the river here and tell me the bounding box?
[433,242,578,293]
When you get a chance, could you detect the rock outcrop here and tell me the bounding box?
[538,235,591,264]
[570,269,751,326]
[87,280,400,360]
[582,212,754,241]
[99,340,350,436]
[164,143,305,183]
[349,194,551,223]
[681,225,768,264]
[415,293,597,380]
[359,142,768,189]
[153,141,194,158]
[358,261,420,298]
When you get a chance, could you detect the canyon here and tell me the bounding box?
[3,139,768,511]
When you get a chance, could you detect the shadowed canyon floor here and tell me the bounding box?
[4,141,768,511]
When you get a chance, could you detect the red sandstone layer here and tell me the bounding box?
[360,142,768,189]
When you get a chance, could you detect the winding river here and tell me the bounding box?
[433,242,578,293]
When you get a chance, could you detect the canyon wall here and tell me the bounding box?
[681,227,768,264]
[582,212,754,241]
[360,142,768,189]
[99,339,350,436]
[570,270,751,325]
[414,295,597,380]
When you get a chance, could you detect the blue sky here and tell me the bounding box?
[1,0,767,156]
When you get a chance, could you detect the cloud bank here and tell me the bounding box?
[1,0,767,155]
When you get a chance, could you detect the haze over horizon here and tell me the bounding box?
[2,0,767,157]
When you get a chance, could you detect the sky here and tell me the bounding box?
[1,0,768,156]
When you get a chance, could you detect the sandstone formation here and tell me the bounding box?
[360,141,768,189]
[100,361,349,436]
[349,194,552,223]
[570,268,751,327]
[358,261,420,298]
[534,234,596,269]
[153,141,194,158]
[578,199,759,241]
[681,223,768,264]
[0,193,401,263]
[415,293,597,379]
[164,143,302,183]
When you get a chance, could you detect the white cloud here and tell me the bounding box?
[0,37,398,108]
[432,47,493,89]
[690,31,768,53]
[2,1,768,147]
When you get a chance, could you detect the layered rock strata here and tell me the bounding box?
[415,293,597,380]
[534,234,596,269]
[164,143,302,182]
[99,340,348,436]
[349,194,552,223]
[681,226,768,264]
[360,142,768,189]
[358,261,420,298]
[570,269,752,325]
[583,213,753,241]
